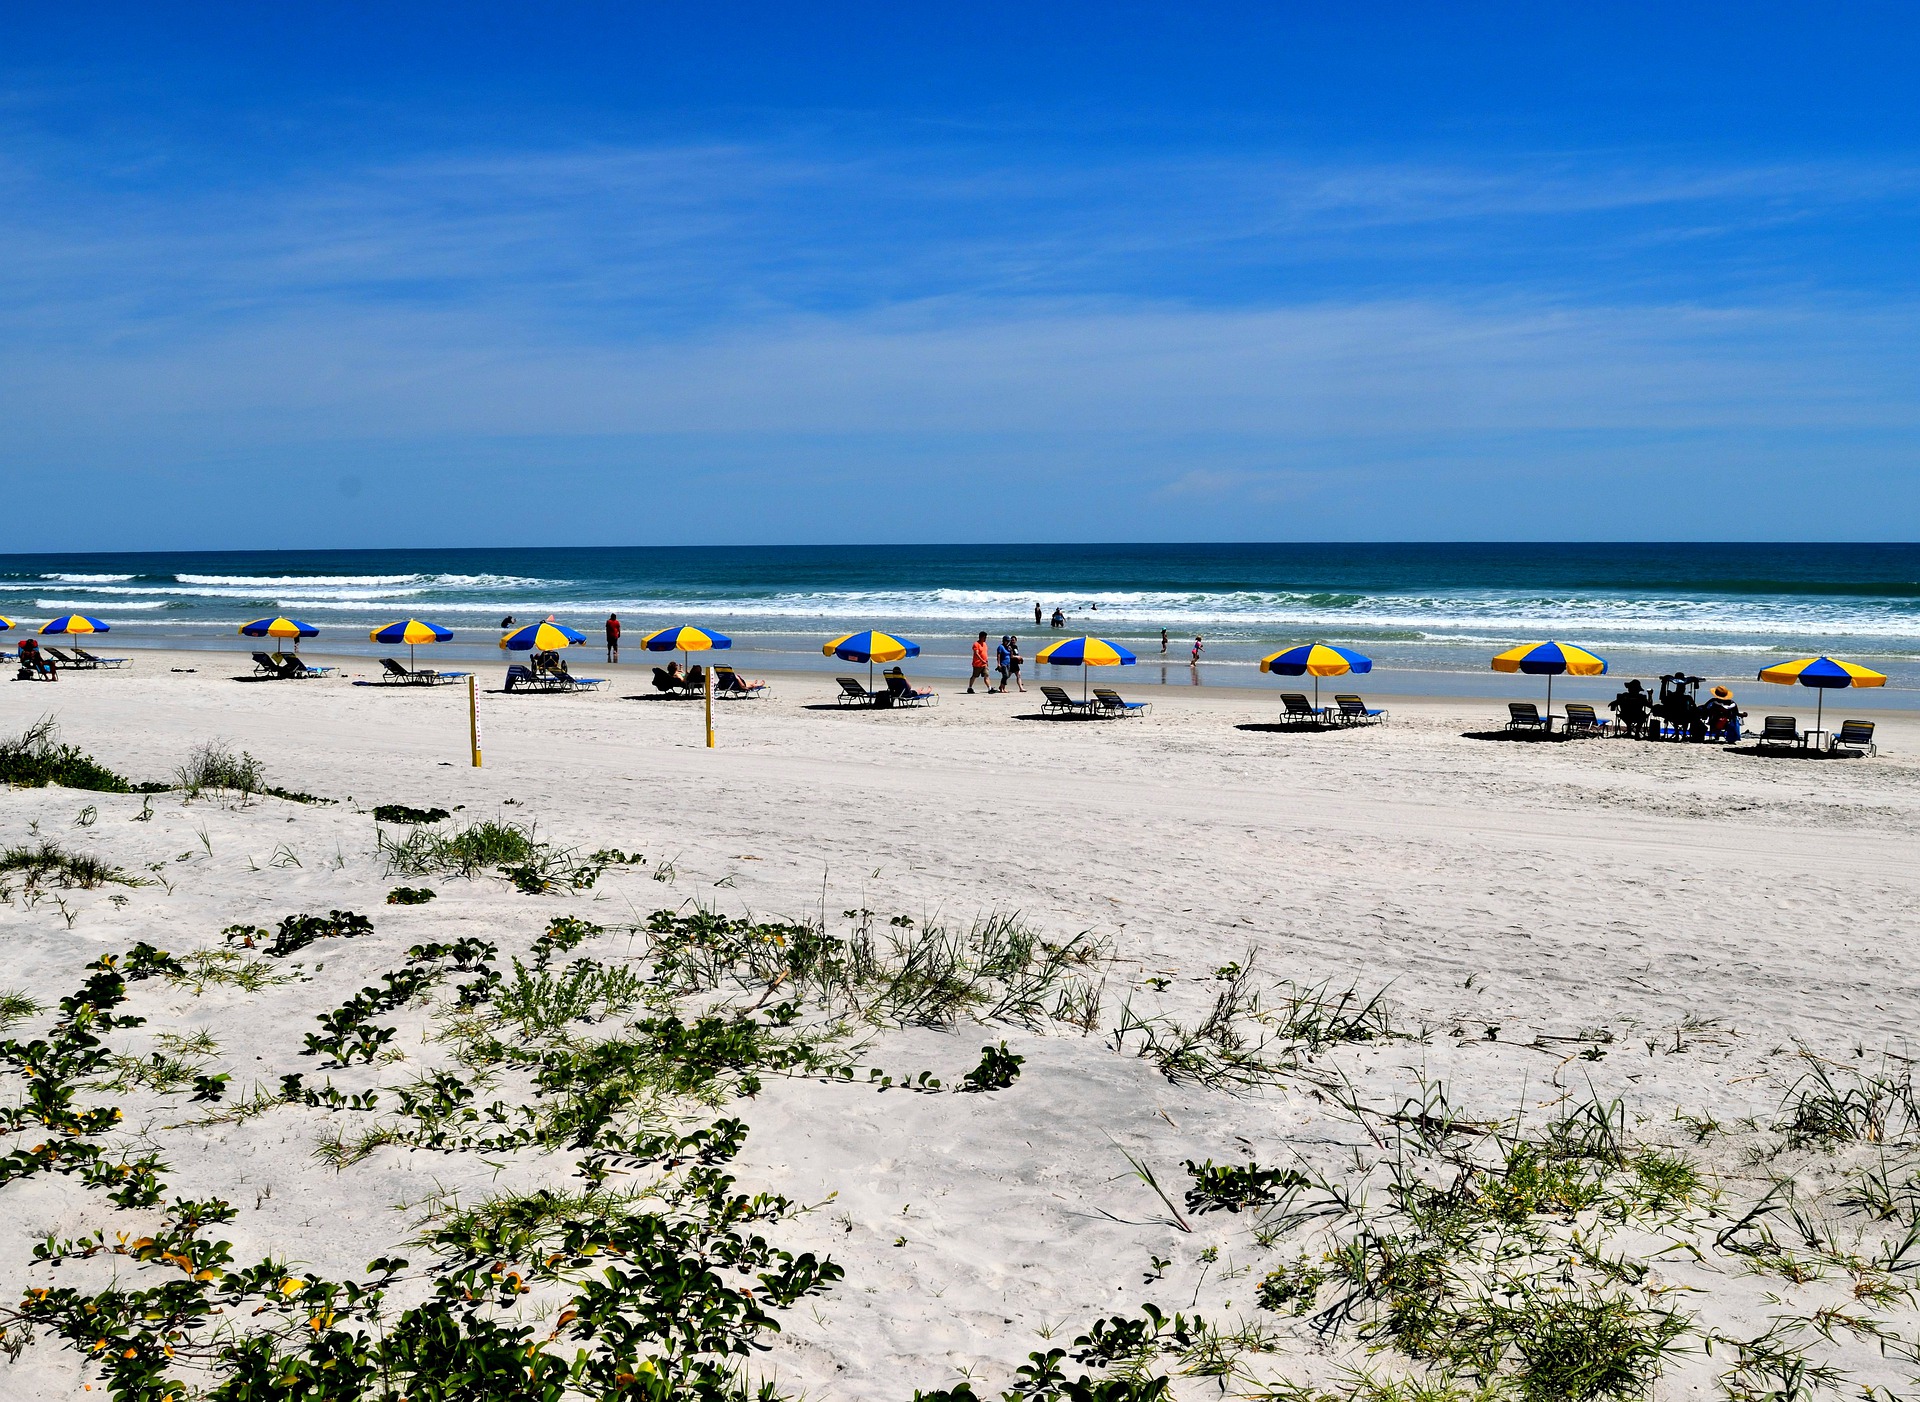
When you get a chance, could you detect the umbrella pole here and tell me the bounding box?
[1816,690,1824,736]
[1546,673,1554,728]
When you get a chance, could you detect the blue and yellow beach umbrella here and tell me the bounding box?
[641,623,733,686]
[1261,642,1373,712]
[644,626,734,747]
[240,617,318,652]
[42,614,110,637]
[371,618,454,669]
[1037,634,1136,701]
[1491,640,1607,716]
[0,617,13,632]
[642,625,732,655]
[499,621,585,652]
[1758,655,1886,731]
[824,630,921,692]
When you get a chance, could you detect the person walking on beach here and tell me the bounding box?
[1008,635,1026,693]
[1160,628,1169,655]
[969,631,991,693]
[604,613,621,663]
[1191,635,1204,665]
[994,635,1012,693]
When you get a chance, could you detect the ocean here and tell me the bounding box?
[5,543,1919,702]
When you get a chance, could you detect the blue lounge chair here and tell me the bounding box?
[1334,694,1387,726]
[1093,686,1149,716]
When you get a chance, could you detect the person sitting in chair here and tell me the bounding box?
[17,638,55,681]
[1701,685,1745,743]
[1607,679,1649,738]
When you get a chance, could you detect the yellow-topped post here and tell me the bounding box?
[468,673,483,766]
[705,664,714,747]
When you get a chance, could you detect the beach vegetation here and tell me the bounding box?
[1774,1053,1920,1149]
[373,803,451,824]
[174,738,264,799]
[960,1041,1024,1092]
[225,907,373,958]
[386,885,435,904]
[380,817,642,892]
[0,717,165,794]
[0,992,38,1029]
[0,840,144,890]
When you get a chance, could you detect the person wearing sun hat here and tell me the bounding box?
[1608,677,1651,738]
[1702,683,1745,743]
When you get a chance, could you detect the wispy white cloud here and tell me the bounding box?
[3,128,1918,544]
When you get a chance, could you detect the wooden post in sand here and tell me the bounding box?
[705,664,715,748]
[468,673,483,767]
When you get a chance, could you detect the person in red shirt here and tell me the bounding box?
[968,631,990,693]
[605,613,622,663]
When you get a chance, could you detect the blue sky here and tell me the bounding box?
[4,3,1919,546]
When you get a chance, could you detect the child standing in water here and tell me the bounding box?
[1190,635,1204,664]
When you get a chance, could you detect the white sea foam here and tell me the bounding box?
[44,573,137,583]
[33,599,171,610]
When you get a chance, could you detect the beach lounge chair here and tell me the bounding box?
[1092,686,1150,716]
[1757,715,1804,751]
[1506,702,1551,734]
[372,657,464,686]
[44,647,91,670]
[505,664,604,693]
[1278,693,1324,726]
[1562,703,1608,737]
[1333,694,1387,726]
[885,673,936,707]
[651,666,692,695]
[713,665,768,698]
[73,647,128,669]
[1828,719,1876,757]
[1039,684,1097,717]
[251,651,322,679]
[835,676,881,706]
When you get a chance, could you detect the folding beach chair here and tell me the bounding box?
[1506,702,1551,734]
[1040,684,1095,716]
[1757,715,1804,751]
[1334,695,1387,726]
[1092,686,1149,716]
[1562,703,1608,737]
[1828,719,1876,757]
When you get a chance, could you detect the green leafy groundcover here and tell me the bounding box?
[0,718,167,794]
[0,943,842,1401]
[0,915,1169,1401]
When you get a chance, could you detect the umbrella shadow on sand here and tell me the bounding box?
[1460,728,1578,743]
[1236,721,1338,734]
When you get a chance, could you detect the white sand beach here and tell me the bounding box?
[3,650,1918,1400]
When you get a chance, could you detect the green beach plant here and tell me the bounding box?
[0,717,165,793]
[175,738,264,799]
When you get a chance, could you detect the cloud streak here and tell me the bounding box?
[3,125,1918,544]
